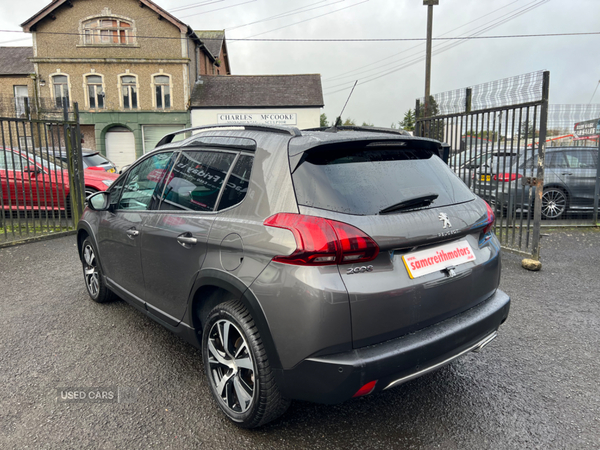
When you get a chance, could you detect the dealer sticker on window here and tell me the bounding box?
[402,239,476,279]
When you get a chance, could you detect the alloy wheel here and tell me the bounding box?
[541,188,567,219]
[83,244,100,298]
[206,319,256,414]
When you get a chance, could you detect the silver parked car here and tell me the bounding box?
[77,124,510,428]
[484,147,599,219]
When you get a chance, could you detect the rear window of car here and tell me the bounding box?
[83,153,110,166]
[291,143,475,215]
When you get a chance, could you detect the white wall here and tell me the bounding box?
[191,107,321,130]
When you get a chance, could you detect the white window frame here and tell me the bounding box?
[13,85,29,117]
[151,73,172,110]
[118,73,140,110]
[83,73,106,110]
[79,13,137,46]
[50,72,71,109]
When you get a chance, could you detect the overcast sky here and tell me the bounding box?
[1,0,599,126]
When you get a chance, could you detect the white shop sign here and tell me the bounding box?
[217,113,297,125]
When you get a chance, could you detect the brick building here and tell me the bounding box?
[18,0,231,169]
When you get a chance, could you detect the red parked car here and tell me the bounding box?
[0,148,119,213]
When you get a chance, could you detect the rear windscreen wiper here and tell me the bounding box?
[378,193,439,214]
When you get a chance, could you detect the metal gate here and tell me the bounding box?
[0,101,85,245]
[415,71,549,259]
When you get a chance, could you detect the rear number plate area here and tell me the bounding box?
[402,239,476,279]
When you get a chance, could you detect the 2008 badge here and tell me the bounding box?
[346,265,374,275]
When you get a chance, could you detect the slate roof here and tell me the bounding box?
[0,47,34,75]
[194,30,225,59]
[190,74,324,108]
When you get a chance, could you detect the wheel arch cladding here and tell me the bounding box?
[188,270,283,370]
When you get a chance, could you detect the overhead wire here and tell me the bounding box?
[323,0,550,96]
[324,0,548,89]
[226,0,340,31]
[323,0,523,82]
[242,0,370,39]
[1,28,597,45]
[179,0,258,18]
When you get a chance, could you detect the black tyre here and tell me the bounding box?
[81,237,117,303]
[541,187,568,220]
[202,300,290,428]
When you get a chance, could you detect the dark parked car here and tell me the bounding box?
[449,150,487,186]
[0,148,118,213]
[56,150,117,173]
[77,124,510,428]
[487,146,599,219]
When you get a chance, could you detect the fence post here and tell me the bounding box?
[64,102,85,223]
[593,135,600,224]
[465,87,472,114]
[531,71,550,260]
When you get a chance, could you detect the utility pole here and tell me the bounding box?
[423,0,438,117]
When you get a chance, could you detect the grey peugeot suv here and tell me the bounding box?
[78,124,510,428]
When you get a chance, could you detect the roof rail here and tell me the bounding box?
[155,123,302,148]
[303,126,411,136]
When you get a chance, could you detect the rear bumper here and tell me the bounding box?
[274,288,510,404]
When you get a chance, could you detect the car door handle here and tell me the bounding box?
[126,228,139,238]
[561,172,572,176]
[177,233,197,247]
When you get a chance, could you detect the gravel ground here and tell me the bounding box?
[0,230,599,449]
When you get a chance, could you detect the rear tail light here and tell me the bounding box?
[493,173,522,182]
[353,380,378,398]
[264,213,380,266]
[483,201,495,235]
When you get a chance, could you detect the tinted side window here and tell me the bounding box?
[547,152,568,169]
[118,152,175,211]
[565,151,597,169]
[217,154,253,211]
[160,150,235,212]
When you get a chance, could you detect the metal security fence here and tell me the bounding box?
[415,71,550,259]
[542,104,600,226]
[0,103,85,245]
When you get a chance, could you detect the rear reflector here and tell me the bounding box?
[483,201,495,235]
[264,213,379,266]
[353,380,378,398]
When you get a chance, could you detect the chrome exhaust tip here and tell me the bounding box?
[472,331,497,353]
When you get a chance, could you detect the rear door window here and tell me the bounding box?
[217,154,253,211]
[565,150,597,169]
[159,150,236,212]
[292,143,475,215]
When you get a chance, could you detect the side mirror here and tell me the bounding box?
[87,191,110,211]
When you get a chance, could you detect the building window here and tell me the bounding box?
[154,75,171,109]
[86,75,104,109]
[83,18,134,45]
[121,76,138,109]
[52,75,70,109]
[13,85,28,117]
